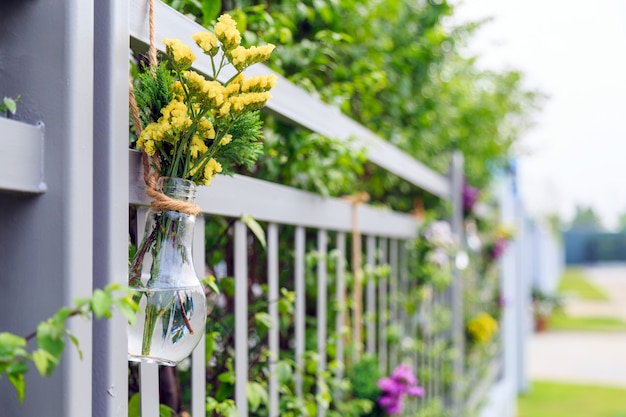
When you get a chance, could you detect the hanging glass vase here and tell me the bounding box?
[128,177,207,366]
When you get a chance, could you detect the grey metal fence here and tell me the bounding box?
[0,1,519,416]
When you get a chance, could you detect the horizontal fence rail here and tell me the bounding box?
[129,151,418,239]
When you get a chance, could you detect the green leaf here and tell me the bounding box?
[247,381,268,412]
[35,321,65,376]
[52,306,74,324]
[218,371,235,384]
[202,275,221,296]
[276,360,293,385]
[3,97,16,115]
[201,0,221,27]
[114,296,140,325]
[73,296,91,309]
[0,332,26,351]
[241,214,266,249]
[254,312,273,330]
[216,399,239,417]
[221,277,235,298]
[64,329,83,360]
[128,393,140,417]
[7,371,25,403]
[32,349,50,376]
[160,403,176,417]
[92,288,113,319]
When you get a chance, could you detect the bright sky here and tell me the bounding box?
[452,0,626,229]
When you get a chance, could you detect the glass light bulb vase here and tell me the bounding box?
[128,177,207,366]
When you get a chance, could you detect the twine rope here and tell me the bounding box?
[342,192,369,361]
[128,0,200,216]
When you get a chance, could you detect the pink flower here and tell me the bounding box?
[377,364,424,415]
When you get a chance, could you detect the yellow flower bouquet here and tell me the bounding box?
[128,14,275,365]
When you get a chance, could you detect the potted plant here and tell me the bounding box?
[531,288,562,332]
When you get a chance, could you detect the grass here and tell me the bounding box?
[558,268,609,301]
[518,380,626,417]
[549,311,626,332]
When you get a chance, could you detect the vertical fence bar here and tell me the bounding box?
[234,221,249,416]
[378,238,388,374]
[139,363,160,417]
[450,151,465,416]
[191,215,207,417]
[426,288,433,404]
[335,232,346,387]
[268,223,280,417]
[92,0,128,415]
[366,236,376,356]
[388,240,399,371]
[136,208,161,417]
[317,230,328,417]
[433,290,440,402]
[295,226,306,397]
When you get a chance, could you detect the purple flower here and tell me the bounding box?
[377,364,424,415]
[463,179,480,215]
[489,237,508,260]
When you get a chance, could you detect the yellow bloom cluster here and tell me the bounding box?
[192,31,219,56]
[135,13,275,187]
[162,38,196,70]
[466,312,498,345]
[179,70,275,117]
[214,14,241,51]
[136,99,193,155]
[190,157,222,186]
[230,44,276,71]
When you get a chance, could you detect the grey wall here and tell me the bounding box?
[0,1,94,416]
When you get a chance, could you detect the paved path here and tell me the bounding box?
[529,264,626,387]
[529,331,626,387]
[565,264,626,320]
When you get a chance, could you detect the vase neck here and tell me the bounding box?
[158,177,197,203]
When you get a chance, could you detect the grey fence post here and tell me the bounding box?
[268,223,280,417]
[0,1,95,416]
[93,0,130,415]
[449,151,465,416]
[235,221,249,416]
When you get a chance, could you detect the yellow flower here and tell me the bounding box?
[189,135,209,159]
[143,140,156,155]
[204,81,226,107]
[170,80,185,100]
[218,102,231,117]
[229,44,275,71]
[203,158,223,186]
[161,99,192,133]
[183,70,209,94]
[162,38,196,69]
[137,122,165,152]
[219,134,232,146]
[242,74,277,92]
[198,118,216,140]
[192,31,219,56]
[467,312,498,345]
[214,14,241,50]
[228,92,272,112]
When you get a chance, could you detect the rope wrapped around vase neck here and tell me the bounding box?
[128,0,201,217]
